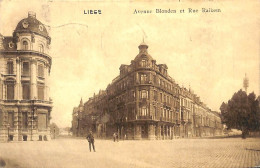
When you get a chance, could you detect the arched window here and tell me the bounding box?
[22,41,29,50]
[38,44,44,53]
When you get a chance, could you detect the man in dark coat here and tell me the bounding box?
[87,131,95,152]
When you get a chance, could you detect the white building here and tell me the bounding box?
[0,12,52,141]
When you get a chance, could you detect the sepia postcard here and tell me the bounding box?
[0,0,259,167]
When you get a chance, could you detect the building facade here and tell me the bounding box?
[0,12,52,141]
[72,42,223,140]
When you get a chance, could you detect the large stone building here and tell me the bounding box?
[72,42,223,139]
[0,12,52,141]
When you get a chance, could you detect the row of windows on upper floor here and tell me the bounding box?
[194,115,220,126]
[1,112,48,130]
[110,73,179,95]
[181,98,213,116]
[6,61,46,78]
[116,106,178,121]
[1,82,45,100]
[181,98,193,110]
[109,89,179,108]
[19,40,45,53]
[120,59,168,76]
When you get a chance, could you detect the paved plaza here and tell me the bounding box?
[0,137,260,168]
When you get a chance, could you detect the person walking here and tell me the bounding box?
[87,131,95,152]
[116,132,119,142]
[113,132,116,142]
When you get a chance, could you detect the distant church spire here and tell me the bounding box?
[80,97,83,106]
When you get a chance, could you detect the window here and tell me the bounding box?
[132,90,135,98]
[22,62,30,76]
[38,44,44,53]
[140,106,148,116]
[38,113,47,130]
[22,83,30,100]
[8,112,14,127]
[22,41,29,50]
[154,90,157,101]
[38,64,44,78]
[37,84,44,100]
[22,112,28,129]
[140,74,147,83]
[140,90,148,99]
[141,60,147,67]
[153,75,156,84]
[154,106,157,117]
[160,93,163,102]
[6,80,14,100]
[7,61,13,74]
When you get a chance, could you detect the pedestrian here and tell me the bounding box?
[124,134,127,140]
[116,132,119,142]
[86,131,95,152]
[113,132,116,142]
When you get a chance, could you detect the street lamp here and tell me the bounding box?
[31,100,36,141]
[54,127,56,139]
[7,123,10,142]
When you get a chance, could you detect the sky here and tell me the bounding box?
[0,0,259,128]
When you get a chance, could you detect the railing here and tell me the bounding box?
[160,117,174,123]
[3,100,19,103]
[137,116,152,120]
[34,100,53,104]
[2,99,52,104]
[38,129,48,132]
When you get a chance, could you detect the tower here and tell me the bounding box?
[0,12,52,141]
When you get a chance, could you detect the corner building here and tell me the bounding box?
[0,12,52,141]
[72,42,223,139]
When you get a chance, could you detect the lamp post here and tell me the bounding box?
[31,100,35,141]
[7,123,10,142]
[54,127,56,139]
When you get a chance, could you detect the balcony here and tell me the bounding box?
[3,100,19,103]
[1,99,52,107]
[137,116,152,120]
[160,117,174,123]
[139,80,152,85]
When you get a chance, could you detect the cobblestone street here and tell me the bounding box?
[0,137,260,168]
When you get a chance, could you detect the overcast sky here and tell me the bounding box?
[1,0,259,128]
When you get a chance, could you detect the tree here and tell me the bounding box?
[220,89,260,138]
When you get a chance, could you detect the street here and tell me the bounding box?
[0,137,260,168]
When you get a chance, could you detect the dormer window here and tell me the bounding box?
[141,59,147,67]
[22,41,29,50]
[38,44,44,53]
